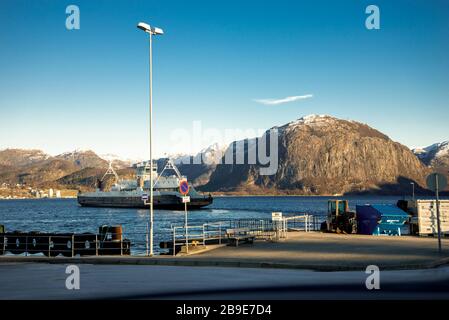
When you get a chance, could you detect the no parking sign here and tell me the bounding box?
[179,180,189,195]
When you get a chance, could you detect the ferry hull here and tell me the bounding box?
[77,194,213,210]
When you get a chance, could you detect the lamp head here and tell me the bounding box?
[137,22,164,35]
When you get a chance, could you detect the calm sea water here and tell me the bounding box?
[1,195,446,254]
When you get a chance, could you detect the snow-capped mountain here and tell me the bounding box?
[413,141,449,168]
[100,153,142,168]
[170,142,230,166]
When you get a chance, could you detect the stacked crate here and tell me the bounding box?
[407,200,449,236]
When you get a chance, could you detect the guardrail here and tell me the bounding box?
[0,232,131,257]
[169,214,319,255]
[171,222,225,255]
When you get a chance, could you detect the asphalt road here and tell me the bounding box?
[0,263,448,299]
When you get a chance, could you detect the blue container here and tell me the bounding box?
[356,205,381,235]
[356,205,410,236]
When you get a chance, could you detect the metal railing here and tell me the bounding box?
[171,222,225,256]
[169,214,319,255]
[0,233,132,257]
[283,214,320,232]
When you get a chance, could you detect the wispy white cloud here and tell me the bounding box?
[253,94,313,105]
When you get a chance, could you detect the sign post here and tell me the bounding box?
[271,212,283,221]
[179,180,190,253]
[272,212,283,241]
[141,193,149,255]
[426,173,448,254]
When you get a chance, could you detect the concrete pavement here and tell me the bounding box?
[0,263,448,299]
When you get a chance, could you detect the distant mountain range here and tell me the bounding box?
[0,149,134,191]
[412,141,449,173]
[1,114,447,195]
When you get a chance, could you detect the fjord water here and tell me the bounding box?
[0,196,444,254]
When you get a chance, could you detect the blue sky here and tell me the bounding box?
[1,0,448,159]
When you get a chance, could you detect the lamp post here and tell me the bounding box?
[410,182,415,201]
[137,22,164,256]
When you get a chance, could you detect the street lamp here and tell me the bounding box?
[410,182,415,201]
[137,21,164,256]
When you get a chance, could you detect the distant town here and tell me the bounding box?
[0,183,78,200]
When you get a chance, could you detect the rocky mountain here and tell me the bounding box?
[413,141,449,173]
[54,150,108,169]
[0,159,79,186]
[201,115,430,195]
[0,149,50,167]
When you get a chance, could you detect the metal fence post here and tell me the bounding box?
[71,234,75,257]
[25,236,28,257]
[203,224,206,246]
[48,236,51,257]
[118,228,123,256]
[95,234,98,256]
[173,227,176,256]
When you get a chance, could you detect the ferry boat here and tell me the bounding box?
[77,160,213,210]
